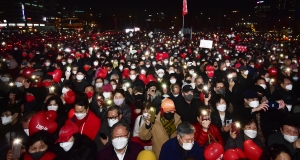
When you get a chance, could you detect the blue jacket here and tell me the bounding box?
[159,137,204,160]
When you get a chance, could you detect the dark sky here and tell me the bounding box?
[60,0,256,16]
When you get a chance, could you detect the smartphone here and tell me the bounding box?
[268,102,279,109]
[231,122,241,135]
[149,107,156,123]
[99,133,107,139]
[12,139,22,159]
[226,119,232,126]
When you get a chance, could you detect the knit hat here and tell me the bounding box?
[161,98,176,112]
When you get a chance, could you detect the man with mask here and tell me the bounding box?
[238,66,252,92]
[271,77,297,112]
[268,116,300,159]
[159,121,204,160]
[175,85,202,124]
[193,76,204,100]
[65,93,102,150]
[214,60,227,80]
[66,68,89,92]
[129,68,144,88]
[169,83,183,104]
[53,124,97,159]
[98,105,123,150]
[139,98,181,159]
[97,122,143,160]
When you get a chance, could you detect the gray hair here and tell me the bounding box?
[177,121,195,137]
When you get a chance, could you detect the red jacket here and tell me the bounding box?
[193,122,224,147]
[24,151,56,160]
[66,110,101,140]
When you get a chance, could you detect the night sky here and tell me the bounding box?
[60,0,256,16]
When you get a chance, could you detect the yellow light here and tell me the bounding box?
[9,82,14,87]
[201,110,207,116]
[235,122,241,128]
[13,138,21,144]
[162,84,167,89]
[203,85,208,91]
[50,86,55,91]
[32,75,36,79]
[227,74,232,79]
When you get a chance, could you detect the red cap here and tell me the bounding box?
[101,84,113,92]
[55,124,78,143]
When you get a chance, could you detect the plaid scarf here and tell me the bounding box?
[160,116,176,137]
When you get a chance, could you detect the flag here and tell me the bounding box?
[182,0,188,16]
[235,45,247,52]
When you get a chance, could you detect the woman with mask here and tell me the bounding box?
[44,95,67,130]
[130,86,144,128]
[93,77,104,94]
[52,124,97,160]
[0,106,21,145]
[113,89,131,126]
[109,79,118,91]
[210,95,233,142]
[225,119,267,155]
[132,101,153,149]
[60,82,76,111]
[7,131,56,160]
[139,98,181,159]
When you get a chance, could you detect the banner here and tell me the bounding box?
[200,40,213,49]
[182,0,188,16]
[235,45,247,52]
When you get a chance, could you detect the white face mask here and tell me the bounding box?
[62,62,66,65]
[146,65,150,68]
[1,77,9,82]
[189,71,194,75]
[250,65,254,68]
[67,59,73,64]
[93,62,99,66]
[286,84,293,90]
[103,92,111,99]
[261,73,268,81]
[170,79,176,84]
[60,141,74,152]
[47,105,58,111]
[95,83,103,88]
[119,66,123,71]
[108,118,119,127]
[244,130,257,139]
[62,87,69,94]
[112,85,117,90]
[283,133,298,143]
[1,116,12,125]
[259,84,267,89]
[131,66,136,69]
[152,62,156,66]
[45,62,51,66]
[249,100,259,108]
[181,140,194,150]
[122,86,127,91]
[76,75,84,80]
[112,137,128,150]
[130,75,136,80]
[222,67,227,71]
[158,73,164,78]
[286,105,292,111]
[143,113,149,119]
[244,70,249,75]
[293,77,299,81]
[217,104,226,112]
[72,71,77,75]
[226,62,230,67]
[150,56,154,59]
[15,82,22,88]
[75,112,87,120]
[24,129,29,136]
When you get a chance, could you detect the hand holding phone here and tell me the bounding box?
[149,107,156,123]
[12,139,22,159]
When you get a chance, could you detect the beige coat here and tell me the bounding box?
[139,112,181,159]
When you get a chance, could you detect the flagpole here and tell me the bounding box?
[182,16,184,30]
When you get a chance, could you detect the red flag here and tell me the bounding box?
[182,0,188,16]
[235,45,247,52]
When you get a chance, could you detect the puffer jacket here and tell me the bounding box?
[139,112,181,159]
[193,122,224,147]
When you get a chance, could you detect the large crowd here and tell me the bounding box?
[0,30,299,160]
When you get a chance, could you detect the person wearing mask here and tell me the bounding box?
[225,119,266,154]
[210,94,233,142]
[97,122,144,160]
[6,131,56,160]
[66,68,89,92]
[44,95,67,129]
[268,143,292,160]
[168,83,183,104]
[139,98,181,159]
[175,85,202,124]
[214,60,227,80]
[53,124,97,160]
[113,89,131,126]
[129,68,144,88]
[98,105,123,150]
[159,121,204,160]
[15,111,36,148]
[146,82,162,114]
[193,76,204,100]
[271,77,298,113]
[65,93,102,150]
[83,61,94,83]
[41,59,55,76]
[238,66,253,92]
[0,106,21,145]
[193,109,224,147]
[132,101,153,149]
[94,77,104,94]
[268,116,300,159]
